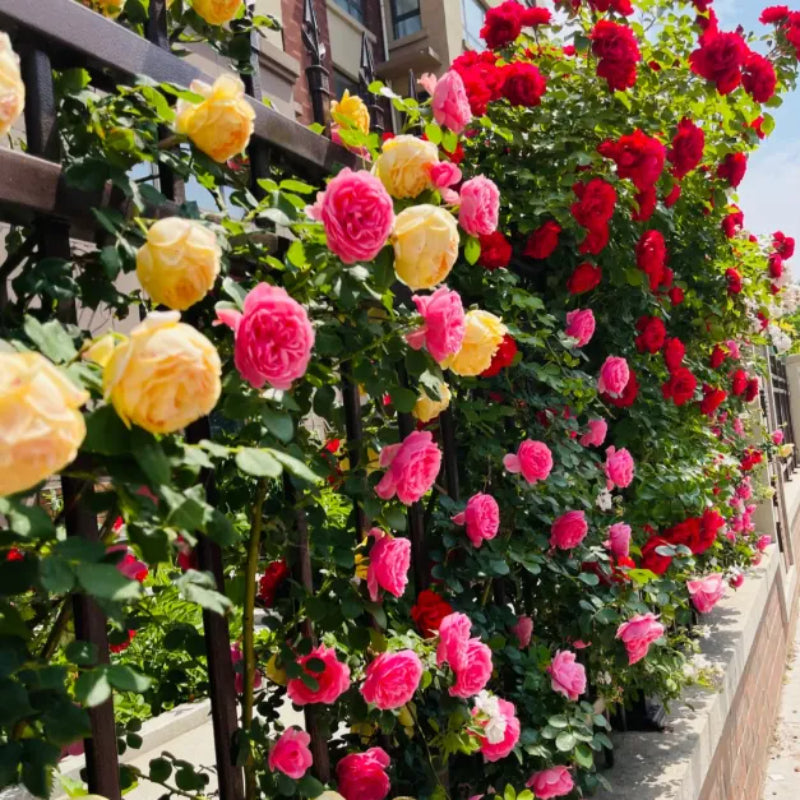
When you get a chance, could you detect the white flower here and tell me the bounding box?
[596,488,613,511]
[473,691,507,744]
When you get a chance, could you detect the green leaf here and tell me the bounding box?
[23,316,77,363]
[204,508,238,547]
[42,702,91,746]
[279,179,315,195]
[297,774,324,798]
[39,556,75,594]
[161,485,207,531]
[222,277,248,308]
[464,236,481,265]
[270,450,322,484]
[235,448,283,478]
[575,743,594,768]
[262,408,294,443]
[286,240,307,269]
[149,757,172,783]
[0,498,55,540]
[74,668,111,707]
[131,427,170,486]
[75,563,142,602]
[107,664,152,693]
[65,641,98,667]
[424,123,443,145]
[555,731,576,752]
[390,387,417,413]
[0,679,33,725]
[82,406,132,455]
[177,570,232,615]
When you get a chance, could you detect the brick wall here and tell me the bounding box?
[697,582,795,800]
[363,0,387,62]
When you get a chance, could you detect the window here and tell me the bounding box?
[331,0,365,23]
[462,0,485,51]
[391,0,422,39]
[333,69,359,102]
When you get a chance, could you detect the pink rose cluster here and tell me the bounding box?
[452,492,500,547]
[217,283,314,391]
[565,308,596,347]
[431,69,472,134]
[309,168,394,263]
[406,287,466,363]
[605,445,635,489]
[597,355,630,397]
[366,527,411,602]
[687,573,725,614]
[550,510,588,550]
[606,522,632,557]
[616,613,665,665]
[580,417,607,447]
[361,649,423,710]
[268,728,313,779]
[459,176,500,237]
[526,766,574,799]
[503,439,553,484]
[547,650,587,701]
[336,747,391,800]
[375,430,442,505]
[286,644,351,705]
[437,612,493,698]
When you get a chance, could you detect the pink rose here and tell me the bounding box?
[503,439,553,484]
[286,644,351,705]
[772,429,784,445]
[526,766,574,799]
[418,72,439,95]
[310,168,394,264]
[436,611,472,670]
[361,650,422,709]
[573,639,591,649]
[451,638,493,698]
[216,283,314,391]
[605,445,635,489]
[547,650,586,701]
[616,613,665,665]
[459,176,500,236]
[366,528,411,602]
[406,287,466,363]
[476,698,520,762]
[230,643,263,695]
[729,570,745,589]
[550,510,588,550]
[580,418,607,447]
[757,534,771,552]
[107,545,148,583]
[565,309,596,347]
[605,522,631,557]
[429,161,463,191]
[597,355,630,397]
[687,573,725,614]
[452,493,500,548]
[375,431,442,505]
[432,70,472,134]
[510,615,533,648]
[336,747,391,800]
[733,417,745,435]
[268,728,313,779]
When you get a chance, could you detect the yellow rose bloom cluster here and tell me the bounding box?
[0,352,89,497]
[103,312,221,434]
[331,90,370,136]
[136,217,221,311]
[392,204,459,291]
[442,310,507,377]
[80,0,125,18]
[191,0,242,26]
[176,74,255,163]
[0,33,24,139]
[374,135,439,199]
[413,379,451,423]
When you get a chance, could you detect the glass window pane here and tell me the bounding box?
[462,0,485,50]
[332,0,364,23]
[392,0,421,38]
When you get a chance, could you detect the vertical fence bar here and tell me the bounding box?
[302,0,330,133]
[20,43,122,800]
[439,409,460,502]
[358,33,384,134]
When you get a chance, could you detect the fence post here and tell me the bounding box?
[358,33,384,134]
[302,0,330,131]
[20,43,123,800]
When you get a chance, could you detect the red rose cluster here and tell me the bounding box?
[668,118,705,179]
[479,1,553,50]
[760,6,800,60]
[590,20,641,91]
[411,589,453,637]
[259,558,290,607]
[636,230,671,292]
[571,178,617,255]
[641,509,724,575]
[731,368,760,402]
[524,220,561,260]
[722,206,744,239]
[634,316,666,354]
[479,231,513,269]
[717,152,747,188]
[482,334,518,377]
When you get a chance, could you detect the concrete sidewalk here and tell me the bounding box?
[762,605,800,799]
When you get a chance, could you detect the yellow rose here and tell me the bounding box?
[392,204,459,291]
[136,218,221,311]
[0,352,89,497]
[413,380,451,423]
[315,793,346,800]
[331,89,370,135]
[442,310,506,377]
[175,75,255,163]
[191,0,243,25]
[81,0,125,18]
[265,653,287,686]
[374,134,439,199]
[103,312,221,434]
[0,33,24,138]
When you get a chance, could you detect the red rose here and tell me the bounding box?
[689,30,749,94]
[567,262,602,294]
[700,384,727,415]
[740,447,762,471]
[760,5,790,24]
[259,559,289,607]
[578,224,610,255]
[451,51,503,116]
[731,368,748,396]
[571,178,617,230]
[697,508,725,553]
[668,118,705,179]
[769,253,784,278]
[411,590,453,637]
[722,208,744,239]
[664,183,682,207]
[636,230,668,291]
[590,20,641,91]
[602,368,639,407]
[501,61,547,106]
[110,629,136,654]
[663,517,700,549]
[635,315,667,353]
[522,7,552,25]
[742,52,777,102]
[709,344,727,369]
[598,129,666,191]
[481,334,518,377]
[481,0,525,49]
[663,337,685,372]
[786,13,800,58]
[590,0,634,15]
[757,311,769,331]
[725,267,743,294]
[668,286,685,305]
[641,536,672,575]
[662,367,697,406]
[631,186,657,222]
[716,152,747,188]
[479,231,513,270]
[750,115,767,139]
[524,221,561,259]
[5,547,24,562]
[745,377,760,402]
[773,231,795,258]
